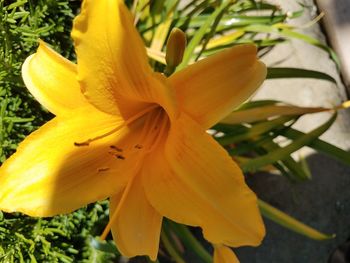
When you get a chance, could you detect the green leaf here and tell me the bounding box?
[187,14,286,29]
[90,237,119,254]
[243,24,340,67]
[217,116,295,145]
[278,127,350,166]
[267,67,336,83]
[167,220,212,263]
[161,225,187,263]
[221,103,328,125]
[259,137,312,181]
[258,200,335,240]
[7,0,28,10]
[242,113,337,172]
[177,0,231,70]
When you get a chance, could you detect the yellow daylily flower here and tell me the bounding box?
[0,0,267,260]
[214,245,240,263]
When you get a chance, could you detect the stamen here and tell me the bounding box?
[100,109,169,240]
[137,109,156,142]
[116,154,125,160]
[133,107,163,147]
[110,145,122,152]
[74,104,158,146]
[136,109,165,152]
[146,113,169,153]
[98,167,110,172]
[147,109,164,134]
[74,142,90,147]
[134,144,143,149]
[100,175,137,240]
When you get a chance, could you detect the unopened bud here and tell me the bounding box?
[165,28,187,75]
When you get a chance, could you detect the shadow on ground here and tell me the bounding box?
[236,152,350,263]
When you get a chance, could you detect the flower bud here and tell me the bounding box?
[165,28,187,74]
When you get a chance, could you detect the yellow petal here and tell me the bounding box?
[71,0,177,119]
[169,45,266,129]
[22,40,88,116]
[143,113,265,247]
[214,245,240,263]
[110,175,162,260]
[0,107,144,216]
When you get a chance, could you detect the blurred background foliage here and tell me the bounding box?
[0,0,349,262]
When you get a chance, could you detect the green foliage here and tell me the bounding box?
[0,1,117,262]
[0,0,80,162]
[0,202,117,262]
[0,0,348,262]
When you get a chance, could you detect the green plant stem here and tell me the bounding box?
[160,230,186,263]
[168,221,212,263]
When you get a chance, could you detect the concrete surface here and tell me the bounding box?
[316,0,350,94]
[235,1,350,262]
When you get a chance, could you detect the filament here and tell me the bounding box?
[98,108,170,240]
[100,179,132,240]
[145,113,169,153]
[74,104,158,146]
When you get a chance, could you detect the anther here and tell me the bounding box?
[116,154,125,160]
[98,167,110,172]
[134,144,143,149]
[74,142,90,147]
[110,145,122,152]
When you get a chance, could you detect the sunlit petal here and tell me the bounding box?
[169,45,266,129]
[22,40,88,116]
[0,108,143,216]
[143,113,265,247]
[214,245,240,263]
[71,0,177,119]
[110,175,162,260]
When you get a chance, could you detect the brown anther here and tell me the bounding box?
[134,144,143,149]
[74,142,90,147]
[110,145,122,152]
[98,167,110,172]
[116,154,125,160]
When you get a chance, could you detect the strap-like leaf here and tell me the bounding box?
[278,127,350,166]
[267,67,336,83]
[242,113,337,172]
[258,200,335,240]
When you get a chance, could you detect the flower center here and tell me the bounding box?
[98,106,170,240]
[74,104,170,157]
[137,106,170,154]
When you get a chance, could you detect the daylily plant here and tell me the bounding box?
[0,0,267,261]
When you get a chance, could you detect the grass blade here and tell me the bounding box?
[278,127,350,166]
[242,113,337,172]
[243,24,340,67]
[221,104,329,125]
[217,116,295,145]
[259,137,312,181]
[258,199,335,240]
[177,0,231,70]
[267,67,336,83]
